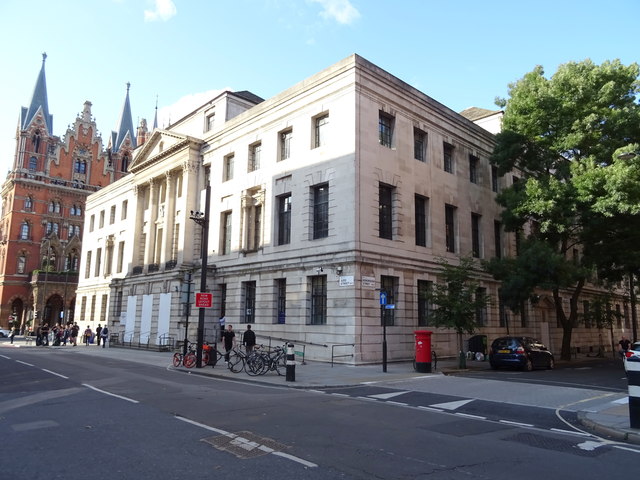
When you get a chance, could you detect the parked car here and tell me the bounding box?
[0,328,10,338]
[624,341,640,371]
[489,336,554,371]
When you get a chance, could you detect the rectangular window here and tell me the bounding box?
[381,276,397,326]
[583,300,591,328]
[206,113,215,132]
[100,294,108,324]
[89,215,95,232]
[248,143,261,172]
[445,204,456,253]
[171,224,180,262]
[80,297,87,322]
[110,205,116,225]
[221,211,232,255]
[417,280,432,326]
[415,194,428,247]
[85,251,92,279]
[115,290,123,316]
[443,142,454,174]
[219,283,227,318]
[379,183,394,240]
[310,275,327,325]
[121,200,128,220]
[90,295,96,324]
[414,128,427,162]
[279,129,292,161]
[95,248,102,277]
[276,278,286,324]
[223,154,234,182]
[494,220,502,259]
[471,213,481,258]
[312,184,329,239]
[498,289,508,328]
[469,155,479,184]
[105,243,113,276]
[314,113,329,148]
[243,281,256,324]
[99,210,105,228]
[379,111,394,148]
[475,287,487,326]
[491,166,499,193]
[277,194,291,246]
[117,241,125,273]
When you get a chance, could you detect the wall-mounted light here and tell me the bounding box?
[315,267,324,275]
[335,266,343,275]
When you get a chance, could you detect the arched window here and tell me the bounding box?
[48,201,54,213]
[32,131,41,153]
[17,253,26,274]
[19,222,29,240]
[54,201,61,214]
[28,156,37,171]
[42,251,56,271]
[66,250,79,271]
[74,159,87,174]
[122,154,129,173]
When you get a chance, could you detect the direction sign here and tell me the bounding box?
[379,292,387,305]
[195,293,213,308]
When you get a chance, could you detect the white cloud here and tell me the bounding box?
[144,0,177,22]
[156,89,226,128]
[309,0,360,25]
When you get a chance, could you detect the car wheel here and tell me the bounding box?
[547,357,555,370]
[523,359,533,371]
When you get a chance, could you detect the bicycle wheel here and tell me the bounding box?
[228,352,245,373]
[173,352,182,367]
[183,352,196,368]
[275,352,287,376]
[246,352,267,376]
[202,351,210,366]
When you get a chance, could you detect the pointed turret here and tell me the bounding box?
[110,82,137,153]
[20,53,53,134]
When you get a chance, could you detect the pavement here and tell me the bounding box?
[2,336,640,445]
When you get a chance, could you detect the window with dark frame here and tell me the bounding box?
[276,278,286,324]
[221,211,232,255]
[417,280,432,326]
[277,194,291,245]
[443,142,454,173]
[379,111,394,148]
[471,213,481,258]
[414,128,427,162]
[445,204,456,253]
[491,165,499,192]
[310,275,327,325]
[415,194,428,247]
[475,287,487,326]
[223,154,234,182]
[312,184,329,239]
[379,183,393,240]
[248,143,261,172]
[314,114,328,148]
[494,220,502,259]
[279,129,292,161]
[469,154,479,184]
[243,281,256,324]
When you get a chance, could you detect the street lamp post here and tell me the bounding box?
[190,182,211,368]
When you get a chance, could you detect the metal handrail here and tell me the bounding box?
[331,343,355,367]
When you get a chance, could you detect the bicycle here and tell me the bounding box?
[245,344,287,376]
[173,341,211,368]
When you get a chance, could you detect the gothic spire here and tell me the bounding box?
[21,53,53,134]
[153,95,158,130]
[111,82,137,152]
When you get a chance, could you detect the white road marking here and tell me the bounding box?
[387,401,409,406]
[368,391,409,400]
[82,384,139,403]
[418,406,444,412]
[16,360,34,367]
[175,416,318,468]
[430,399,474,410]
[577,440,607,451]
[455,413,486,420]
[499,420,533,427]
[550,428,591,436]
[41,369,68,379]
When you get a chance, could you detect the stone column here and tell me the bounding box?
[144,179,159,267]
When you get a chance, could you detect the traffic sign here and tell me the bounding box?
[380,292,387,305]
[195,293,212,308]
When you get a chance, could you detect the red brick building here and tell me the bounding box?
[0,54,138,333]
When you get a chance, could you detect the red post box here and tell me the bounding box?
[414,330,433,373]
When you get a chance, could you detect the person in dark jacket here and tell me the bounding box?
[220,325,236,362]
[243,324,256,353]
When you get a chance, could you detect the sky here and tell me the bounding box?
[0,0,638,174]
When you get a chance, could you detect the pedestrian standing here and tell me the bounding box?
[40,323,49,346]
[96,324,103,346]
[243,324,256,353]
[70,323,79,346]
[83,325,92,346]
[619,335,632,359]
[9,326,15,344]
[221,324,236,362]
[100,325,109,348]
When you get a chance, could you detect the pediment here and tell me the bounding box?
[130,129,203,173]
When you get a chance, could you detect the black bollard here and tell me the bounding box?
[627,357,640,428]
[286,343,295,382]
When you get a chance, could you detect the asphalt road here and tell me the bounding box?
[1,347,639,479]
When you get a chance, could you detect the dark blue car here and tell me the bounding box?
[489,336,554,371]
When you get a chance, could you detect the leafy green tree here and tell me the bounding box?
[489,59,640,361]
[425,257,490,367]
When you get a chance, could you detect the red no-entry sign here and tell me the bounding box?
[195,293,212,308]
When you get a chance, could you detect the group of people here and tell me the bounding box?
[219,317,256,362]
[32,322,109,347]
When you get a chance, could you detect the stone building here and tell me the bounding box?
[0,54,132,332]
[76,54,634,363]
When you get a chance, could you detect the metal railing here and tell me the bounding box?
[331,343,355,367]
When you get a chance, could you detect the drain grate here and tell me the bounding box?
[202,431,288,460]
